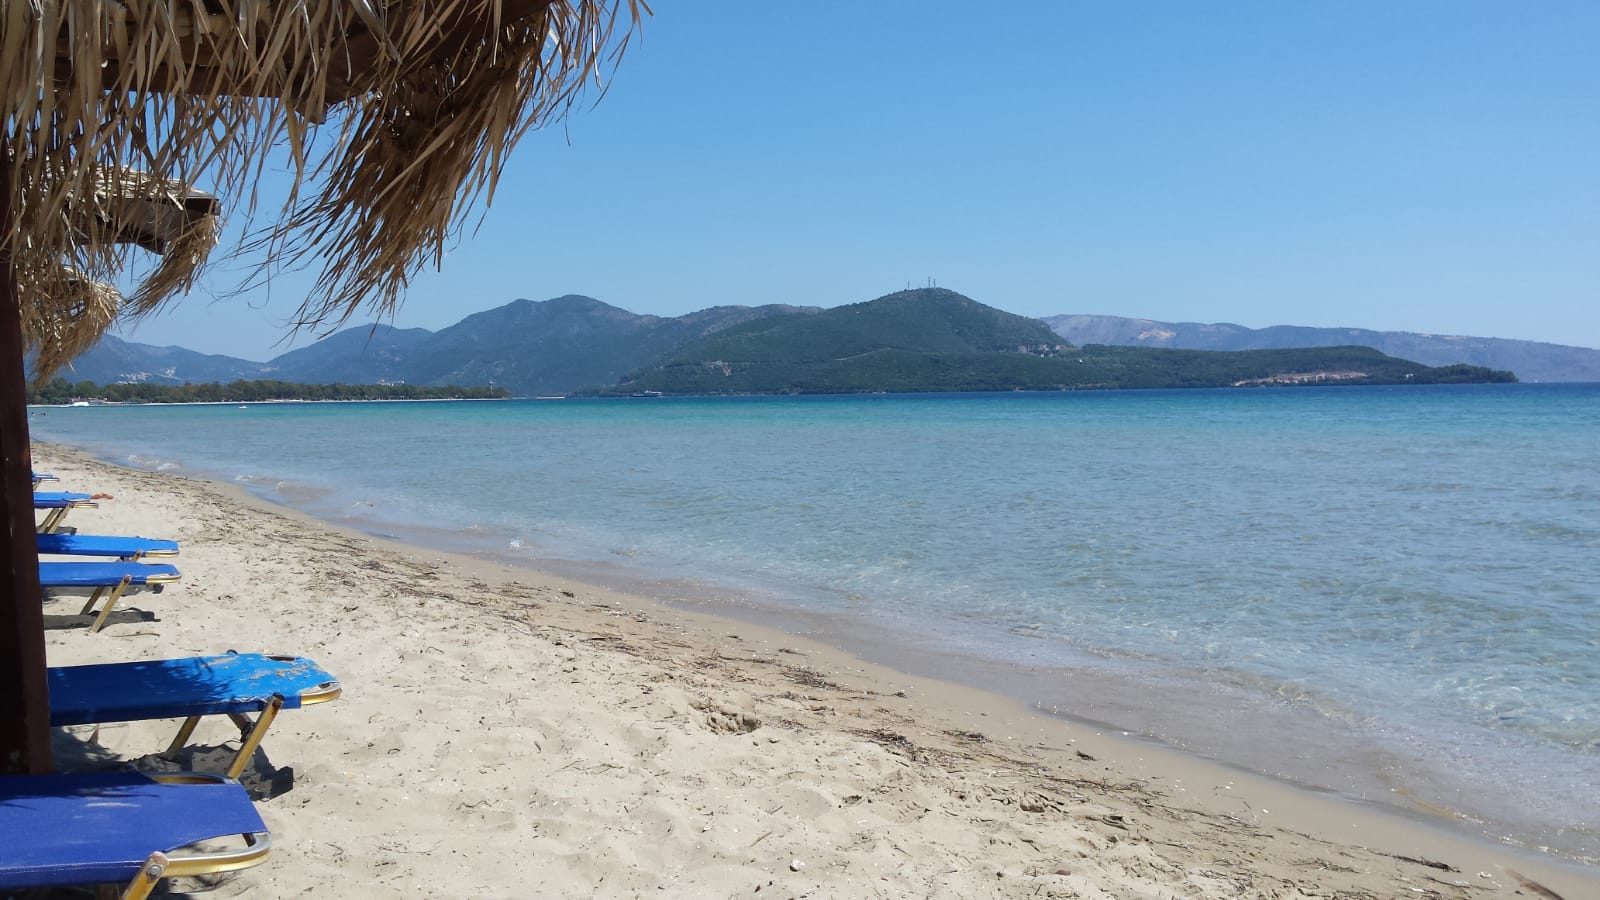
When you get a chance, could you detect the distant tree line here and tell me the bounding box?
[29,378,511,404]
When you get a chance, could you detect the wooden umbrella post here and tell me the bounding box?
[0,156,52,775]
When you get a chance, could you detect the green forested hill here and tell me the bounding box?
[582,290,1516,395]
[665,288,1066,363]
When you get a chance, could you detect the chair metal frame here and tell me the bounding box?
[118,774,273,900]
[37,496,97,533]
[161,663,342,778]
[73,568,182,633]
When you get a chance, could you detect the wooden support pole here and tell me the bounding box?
[0,157,54,775]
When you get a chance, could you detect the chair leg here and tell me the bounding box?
[164,716,203,759]
[120,851,169,900]
[88,577,132,633]
[79,585,107,615]
[226,696,285,779]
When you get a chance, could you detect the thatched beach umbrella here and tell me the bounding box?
[1,0,643,772]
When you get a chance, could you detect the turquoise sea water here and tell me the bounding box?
[30,384,1600,862]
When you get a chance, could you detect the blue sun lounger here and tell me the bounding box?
[48,653,341,779]
[34,491,97,532]
[32,470,57,486]
[0,771,270,900]
[39,560,182,633]
[38,532,180,560]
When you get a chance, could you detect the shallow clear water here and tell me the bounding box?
[31,384,1600,861]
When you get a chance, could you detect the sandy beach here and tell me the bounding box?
[32,444,1598,899]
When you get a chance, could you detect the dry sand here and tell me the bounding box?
[33,445,1599,899]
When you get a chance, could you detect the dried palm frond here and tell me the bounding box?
[3,0,644,375]
[18,265,122,379]
[8,166,222,379]
[128,201,223,318]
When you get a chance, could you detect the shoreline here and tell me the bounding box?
[34,442,1599,897]
[269,478,1596,865]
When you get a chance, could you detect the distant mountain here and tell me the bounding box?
[262,323,434,384]
[385,295,818,395]
[54,296,819,396]
[585,289,1511,395]
[589,288,1067,394]
[1041,315,1600,383]
[658,288,1065,361]
[49,294,1530,398]
[57,335,267,385]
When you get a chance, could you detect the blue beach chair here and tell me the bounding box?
[49,653,342,779]
[34,490,98,533]
[32,470,58,486]
[38,531,180,560]
[0,771,271,900]
[38,560,182,633]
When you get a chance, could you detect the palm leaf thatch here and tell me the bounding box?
[14,168,222,377]
[22,265,124,378]
[2,0,644,376]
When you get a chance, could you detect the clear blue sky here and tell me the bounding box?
[117,1,1600,360]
